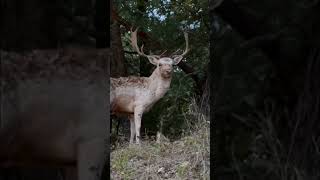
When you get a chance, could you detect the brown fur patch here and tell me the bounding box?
[111,96,135,114]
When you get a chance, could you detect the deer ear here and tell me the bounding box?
[173,55,183,65]
[147,56,159,65]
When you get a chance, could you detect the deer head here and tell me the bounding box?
[130,28,189,79]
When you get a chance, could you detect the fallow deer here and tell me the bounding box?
[110,28,189,144]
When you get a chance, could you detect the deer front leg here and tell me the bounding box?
[128,114,135,144]
[134,106,144,145]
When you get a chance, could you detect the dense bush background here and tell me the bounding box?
[210,0,320,179]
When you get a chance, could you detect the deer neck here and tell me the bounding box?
[148,67,172,98]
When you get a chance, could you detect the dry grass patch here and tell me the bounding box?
[111,126,209,180]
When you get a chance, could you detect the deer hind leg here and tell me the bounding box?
[128,114,135,144]
[134,106,144,145]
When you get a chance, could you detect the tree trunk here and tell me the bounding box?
[110,21,127,77]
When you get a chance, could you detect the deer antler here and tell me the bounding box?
[130,27,160,60]
[178,32,189,57]
[130,27,189,65]
[170,32,190,65]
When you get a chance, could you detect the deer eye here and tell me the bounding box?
[159,64,162,66]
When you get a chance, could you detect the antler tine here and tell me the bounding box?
[180,32,189,56]
[160,50,167,57]
[130,27,148,57]
[170,49,180,56]
[171,32,189,58]
[130,27,162,59]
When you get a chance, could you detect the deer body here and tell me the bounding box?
[111,29,189,144]
[111,61,173,144]
[111,69,171,113]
